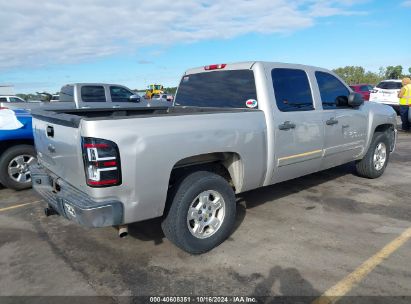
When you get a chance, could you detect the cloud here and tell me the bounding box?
[402,0,411,6]
[0,0,364,70]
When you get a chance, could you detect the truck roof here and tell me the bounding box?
[63,83,132,87]
[184,61,333,75]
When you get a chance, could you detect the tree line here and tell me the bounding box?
[333,65,411,85]
[16,93,53,102]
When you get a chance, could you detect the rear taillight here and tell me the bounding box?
[82,137,121,187]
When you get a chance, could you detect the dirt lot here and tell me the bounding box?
[0,132,410,302]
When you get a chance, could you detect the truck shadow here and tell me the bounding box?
[128,217,165,245]
[238,162,355,210]
[127,163,354,245]
[127,204,247,246]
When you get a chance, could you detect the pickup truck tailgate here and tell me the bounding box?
[32,117,84,189]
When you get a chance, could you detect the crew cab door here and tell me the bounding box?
[270,68,324,183]
[315,71,367,170]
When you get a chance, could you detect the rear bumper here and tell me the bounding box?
[31,164,123,227]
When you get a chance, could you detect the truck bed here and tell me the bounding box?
[31,106,254,127]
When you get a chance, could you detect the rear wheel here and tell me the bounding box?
[162,171,236,254]
[0,145,36,190]
[355,132,390,179]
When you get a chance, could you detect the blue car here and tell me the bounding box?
[0,109,36,190]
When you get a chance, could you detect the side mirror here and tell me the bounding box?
[348,92,364,107]
[129,95,141,103]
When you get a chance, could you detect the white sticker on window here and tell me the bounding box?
[246,99,258,108]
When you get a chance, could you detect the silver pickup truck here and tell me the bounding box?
[0,83,169,111]
[31,62,397,254]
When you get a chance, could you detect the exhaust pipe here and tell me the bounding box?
[117,225,128,238]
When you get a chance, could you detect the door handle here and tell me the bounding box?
[112,105,121,108]
[278,121,296,131]
[46,126,54,137]
[342,124,349,128]
[326,118,339,126]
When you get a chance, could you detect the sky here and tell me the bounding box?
[0,0,410,94]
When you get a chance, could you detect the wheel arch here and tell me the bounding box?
[0,139,34,156]
[373,123,396,152]
[168,152,244,193]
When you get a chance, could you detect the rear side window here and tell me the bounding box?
[315,71,350,109]
[0,97,7,102]
[81,86,106,102]
[9,97,24,102]
[175,70,257,108]
[110,86,133,102]
[360,85,372,92]
[271,68,314,112]
[376,81,402,90]
[59,85,75,102]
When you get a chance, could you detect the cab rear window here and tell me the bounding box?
[175,70,257,108]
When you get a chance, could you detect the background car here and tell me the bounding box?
[0,96,26,103]
[50,94,59,102]
[151,93,167,100]
[369,79,402,111]
[349,84,373,101]
[0,108,35,190]
[152,93,174,102]
[166,94,174,102]
[1,83,144,111]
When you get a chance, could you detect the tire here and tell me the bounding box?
[161,171,236,254]
[0,145,36,190]
[355,132,390,179]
